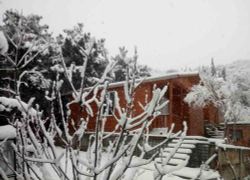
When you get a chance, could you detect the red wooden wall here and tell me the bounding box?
[68,74,220,136]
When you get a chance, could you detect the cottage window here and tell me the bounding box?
[102,91,116,116]
[172,86,182,116]
[230,129,243,141]
[159,96,169,115]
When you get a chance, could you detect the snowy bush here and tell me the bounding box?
[184,60,250,137]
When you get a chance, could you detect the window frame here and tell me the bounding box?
[159,95,169,116]
[101,91,116,116]
[229,129,243,141]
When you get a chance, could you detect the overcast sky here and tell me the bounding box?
[1,0,250,70]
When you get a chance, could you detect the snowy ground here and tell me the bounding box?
[136,166,220,180]
[36,146,220,180]
[0,124,221,180]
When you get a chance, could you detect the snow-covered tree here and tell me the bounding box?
[58,23,109,92]
[0,11,109,121]
[0,10,59,123]
[112,47,151,82]
[184,60,250,138]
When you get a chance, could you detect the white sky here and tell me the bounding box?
[1,0,250,70]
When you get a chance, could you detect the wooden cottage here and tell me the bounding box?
[69,72,221,136]
[70,72,225,136]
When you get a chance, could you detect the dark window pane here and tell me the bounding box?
[102,91,116,116]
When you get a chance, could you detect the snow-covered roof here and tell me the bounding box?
[137,71,198,83]
[62,71,199,96]
[226,121,250,125]
[107,71,198,89]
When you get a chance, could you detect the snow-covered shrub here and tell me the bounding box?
[184,60,250,139]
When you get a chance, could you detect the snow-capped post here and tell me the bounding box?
[192,153,217,180]
[0,30,8,55]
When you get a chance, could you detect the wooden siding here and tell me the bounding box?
[68,74,212,136]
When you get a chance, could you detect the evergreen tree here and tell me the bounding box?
[221,67,226,80]
[0,10,60,119]
[210,58,216,76]
[59,23,109,92]
[112,47,151,82]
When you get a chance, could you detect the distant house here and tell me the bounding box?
[69,72,222,136]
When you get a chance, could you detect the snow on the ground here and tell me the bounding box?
[50,146,220,180]
[136,166,220,180]
[173,167,220,179]
[135,169,186,180]
[0,125,16,139]
[1,144,220,179]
